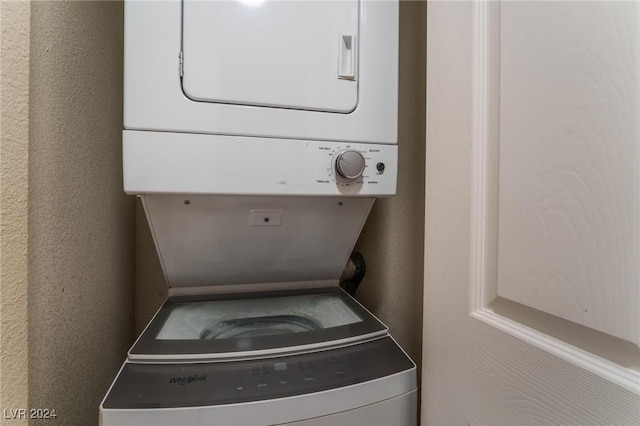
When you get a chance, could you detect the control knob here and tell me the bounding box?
[335,150,366,181]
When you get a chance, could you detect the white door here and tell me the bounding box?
[423,1,640,425]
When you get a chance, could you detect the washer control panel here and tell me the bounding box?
[103,337,414,409]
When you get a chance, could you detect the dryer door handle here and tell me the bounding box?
[338,34,357,81]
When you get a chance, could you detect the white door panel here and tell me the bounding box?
[424,1,640,425]
[497,1,639,346]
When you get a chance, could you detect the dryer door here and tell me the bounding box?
[181,0,359,113]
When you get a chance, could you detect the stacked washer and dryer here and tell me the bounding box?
[100,0,417,424]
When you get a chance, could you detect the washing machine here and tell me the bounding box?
[100,193,417,425]
[100,287,417,425]
[101,0,416,424]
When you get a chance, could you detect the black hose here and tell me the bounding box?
[340,251,366,296]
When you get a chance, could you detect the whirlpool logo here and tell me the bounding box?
[169,374,207,386]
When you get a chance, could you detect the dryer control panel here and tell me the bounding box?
[124,131,398,196]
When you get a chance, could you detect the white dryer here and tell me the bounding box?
[101,0,416,424]
[123,0,399,198]
[124,0,398,143]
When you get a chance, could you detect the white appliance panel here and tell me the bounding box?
[182,0,359,112]
[283,391,417,425]
[124,0,398,143]
[100,391,417,426]
[123,131,397,196]
[142,195,373,288]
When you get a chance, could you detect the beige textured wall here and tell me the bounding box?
[1,1,31,419]
[27,2,134,424]
[355,0,426,364]
[135,1,427,367]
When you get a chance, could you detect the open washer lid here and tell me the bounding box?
[136,190,382,360]
[142,194,374,293]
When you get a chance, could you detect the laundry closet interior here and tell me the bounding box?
[97,1,425,424]
[8,2,425,424]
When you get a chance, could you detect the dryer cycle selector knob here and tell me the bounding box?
[335,150,366,181]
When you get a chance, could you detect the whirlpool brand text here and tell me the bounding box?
[169,374,207,386]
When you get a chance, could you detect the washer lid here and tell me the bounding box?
[142,195,374,291]
[181,0,359,112]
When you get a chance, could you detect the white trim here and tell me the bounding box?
[126,336,388,365]
[470,309,640,394]
[127,331,389,363]
[468,0,640,396]
[469,0,491,313]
